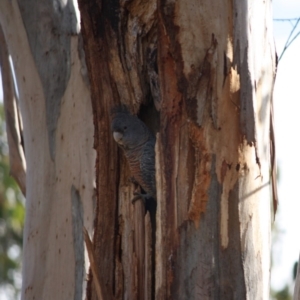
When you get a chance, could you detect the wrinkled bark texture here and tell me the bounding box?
[0,0,95,299]
[0,0,276,299]
[78,0,276,300]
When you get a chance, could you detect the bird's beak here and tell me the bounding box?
[113,131,123,144]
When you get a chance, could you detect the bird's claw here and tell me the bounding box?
[131,192,151,204]
[129,176,138,185]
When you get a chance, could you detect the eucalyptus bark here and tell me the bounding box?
[0,0,276,299]
[79,0,276,300]
[0,1,95,299]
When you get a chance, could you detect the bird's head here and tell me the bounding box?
[111,107,150,150]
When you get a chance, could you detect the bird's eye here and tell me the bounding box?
[123,126,127,130]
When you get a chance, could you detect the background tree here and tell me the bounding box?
[0,0,277,299]
[272,15,300,300]
[274,17,300,61]
[294,258,300,299]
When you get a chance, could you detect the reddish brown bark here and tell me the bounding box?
[78,0,275,299]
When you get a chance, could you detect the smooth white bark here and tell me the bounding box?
[0,1,95,299]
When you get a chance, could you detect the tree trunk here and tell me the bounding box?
[78,0,276,300]
[294,257,300,300]
[0,1,95,299]
[0,0,276,299]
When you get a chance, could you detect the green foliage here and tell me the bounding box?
[0,103,25,293]
[272,285,292,300]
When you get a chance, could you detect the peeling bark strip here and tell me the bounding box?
[0,24,26,194]
[186,35,219,128]
[78,0,276,299]
[187,123,211,225]
[71,186,85,300]
[83,228,105,300]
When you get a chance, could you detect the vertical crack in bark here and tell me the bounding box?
[145,198,157,300]
[113,148,122,298]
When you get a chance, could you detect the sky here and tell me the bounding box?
[272,0,300,292]
[0,0,299,298]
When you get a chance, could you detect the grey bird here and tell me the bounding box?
[111,106,156,202]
